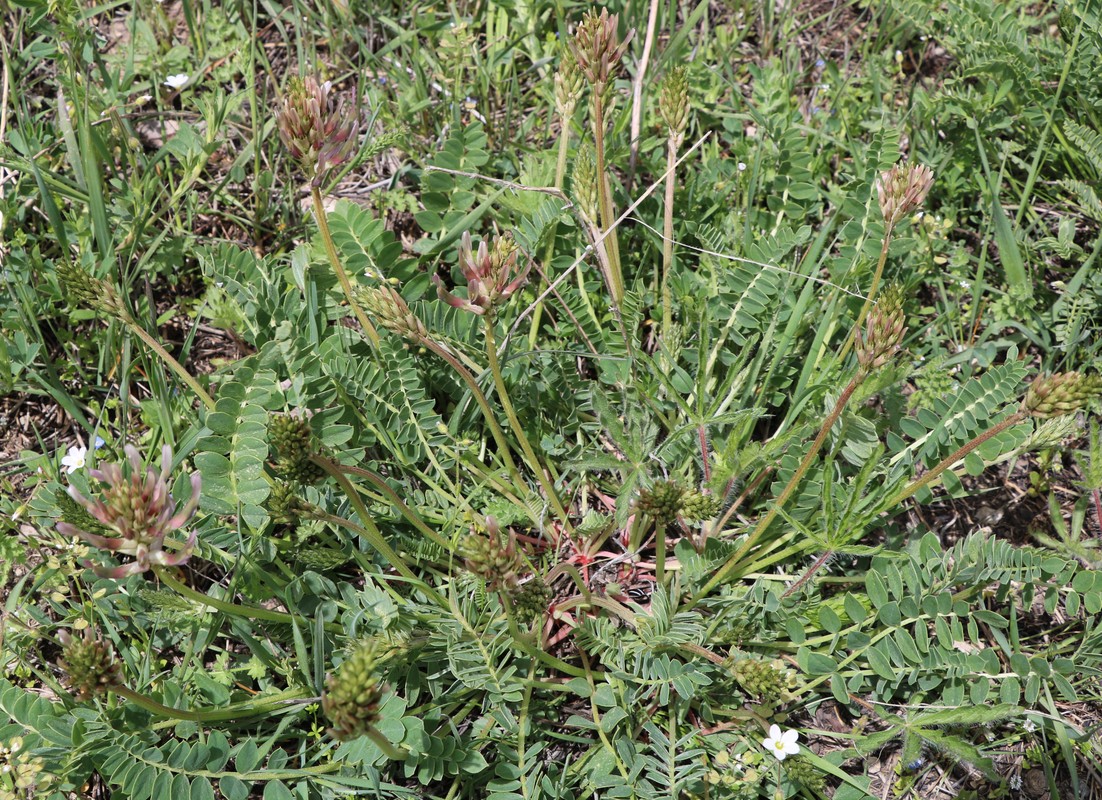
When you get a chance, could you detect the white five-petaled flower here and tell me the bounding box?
[61,445,88,474]
[164,74,189,89]
[762,725,800,761]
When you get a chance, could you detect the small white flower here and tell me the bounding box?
[1023,719,1037,733]
[737,162,747,172]
[762,724,800,761]
[1010,775,1023,791]
[164,73,189,89]
[61,445,87,474]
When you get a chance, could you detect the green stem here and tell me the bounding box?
[308,507,447,608]
[334,463,450,550]
[500,594,590,678]
[661,137,678,338]
[365,726,409,761]
[592,95,623,303]
[691,372,865,605]
[113,684,311,722]
[839,223,893,362]
[885,411,1027,510]
[122,316,215,410]
[313,457,419,584]
[655,521,667,586]
[155,568,343,633]
[311,185,381,349]
[418,336,527,495]
[484,319,571,528]
[529,110,574,350]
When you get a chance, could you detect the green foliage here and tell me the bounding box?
[4,1,1102,798]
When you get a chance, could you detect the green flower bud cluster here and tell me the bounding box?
[783,757,826,791]
[58,629,122,701]
[509,579,551,623]
[1023,372,1102,418]
[57,259,128,318]
[462,517,524,591]
[703,750,759,798]
[637,480,687,525]
[659,66,690,147]
[268,480,309,524]
[572,143,600,223]
[269,414,326,484]
[731,657,794,705]
[855,284,906,373]
[554,48,584,119]
[322,642,385,742]
[680,489,720,522]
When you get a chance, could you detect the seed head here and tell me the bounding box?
[876,162,933,228]
[277,75,359,188]
[434,232,531,316]
[57,445,199,578]
[568,8,635,99]
[659,66,690,147]
[322,642,385,742]
[854,285,906,373]
[58,629,123,700]
[1023,372,1102,418]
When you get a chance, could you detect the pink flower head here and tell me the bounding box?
[57,445,200,578]
[433,231,531,315]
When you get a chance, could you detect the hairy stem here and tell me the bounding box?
[886,411,1027,509]
[839,223,894,362]
[661,137,678,337]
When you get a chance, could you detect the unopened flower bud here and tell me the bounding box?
[462,516,524,591]
[568,8,635,99]
[637,480,686,524]
[1023,372,1102,418]
[509,579,551,623]
[572,144,599,222]
[876,162,933,228]
[323,642,385,741]
[854,285,906,373]
[554,48,584,119]
[277,75,359,188]
[659,66,690,147]
[269,481,309,524]
[356,286,429,340]
[731,657,794,704]
[269,414,326,484]
[58,629,122,700]
[57,260,128,318]
[680,489,720,522]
